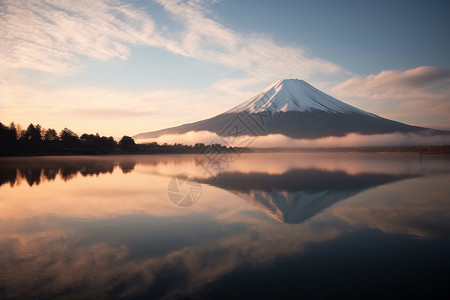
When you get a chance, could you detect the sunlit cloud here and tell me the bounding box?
[0,0,167,74]
[0,81,226,137]
[0,0,339,79]
[138,131,450,147]
[332,66,450,100]
[330,66,450,130]
[156,0,340,79]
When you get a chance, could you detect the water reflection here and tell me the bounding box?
[0,154,435,225]
[0,156,137,187]
[1,154,450,299]
[200,169,416,223]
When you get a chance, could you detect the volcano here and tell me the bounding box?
[134,79,437,140]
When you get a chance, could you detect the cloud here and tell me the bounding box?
[0,81,228,137]
[0,0,340,81]
[330,66,450,129]
[156,0,340,81]
[0,0,166,74]
[69,108,154,119]
[332,66,450,100]
[137,131,450,147]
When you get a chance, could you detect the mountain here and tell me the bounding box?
[134,79,438,140]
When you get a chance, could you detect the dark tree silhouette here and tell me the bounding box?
[0,122,19,154]
[119,136,136,151]
[21,124,42,143]
[43,128,59,141]
[8,122,17,141]
[0,122,17,144]
[1,121,245,156]
[80,133,117,153]
[60,127,79,148]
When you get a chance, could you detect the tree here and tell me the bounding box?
[43,128,59,142]
[119,136,136,151]
[0,122,17,146]
[0,122,10,148]
[105,136,117,149]
[79,133,116,153]
[60,127,79,148]
[33,124,42,142]
[8,122,17,141]
[22,123,42,143]
[60,127,77,140]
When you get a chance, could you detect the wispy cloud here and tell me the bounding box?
[156,0,340,81]
[332,66,450,100]
[0,0,339,80]
[0,0,166,74]
[0,81,229,137]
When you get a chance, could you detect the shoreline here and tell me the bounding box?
[1,145,450,157]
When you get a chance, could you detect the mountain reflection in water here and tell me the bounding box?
[1,153,450,299]
[0,154,430,224]
[200,170,416,223]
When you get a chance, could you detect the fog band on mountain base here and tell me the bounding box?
[136,131,450,148]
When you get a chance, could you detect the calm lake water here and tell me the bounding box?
[1,153,450,299]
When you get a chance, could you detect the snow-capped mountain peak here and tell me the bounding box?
[227,78,373,116]
[134,78,432,140]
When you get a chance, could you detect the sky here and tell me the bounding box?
[0,0,450,138]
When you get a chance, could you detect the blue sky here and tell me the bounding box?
[1,0,449,137]
[218,0,450,72]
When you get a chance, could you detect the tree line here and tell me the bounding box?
[0,122,244,156]
[0,122,136,155]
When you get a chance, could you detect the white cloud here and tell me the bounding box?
[138,131,450,147]
[0,0,341,80]
[330,66,450,130]
[0,0,168,74]
[332,66,450,100]
[156,0,340,81]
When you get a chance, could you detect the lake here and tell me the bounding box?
[1,153,450,299]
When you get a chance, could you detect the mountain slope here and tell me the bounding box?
[227,79,373,115]
[134,79,436,140]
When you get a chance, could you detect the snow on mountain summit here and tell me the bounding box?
[134,78,432,140]
[227,79,373,116]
